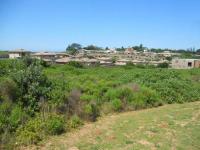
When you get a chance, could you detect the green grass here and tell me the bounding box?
[0,51,8,55]
[35,101,200,150]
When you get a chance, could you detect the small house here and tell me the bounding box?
[9,49,30,59]
[172,59,200,69]
[31,52,56,62]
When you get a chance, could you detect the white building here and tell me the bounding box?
[9,49,30,59]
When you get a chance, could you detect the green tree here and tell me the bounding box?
[84,45,102,50]
[105,47,109,50]
[12,62,51,115]
[66,43,82,55]
[116,46,125,51]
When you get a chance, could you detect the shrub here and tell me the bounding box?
[0,101,13,133]
[12,63,51,115]
[16,118,45,145]
[68,115,83,129]
[112,98,122,111]
[66,89,82,116]
[132,87,162,109]
[45,115,65,135]
[8,105,29,132]
[104,89,118,101]
[0,78,18,102]
[157,62,169,68]
[68,61,84,68]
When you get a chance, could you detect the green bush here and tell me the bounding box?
[131,87,162,109]
[45,115,65,135]
[157,62,169,68]
[0,101,13,133]
[12,63,51,115]
[83,103,100,122]
[16,118,45,145]
[0,78,18,102]
[112,98,122,111]
[68,61,84,68]
[68,115,83,129]
[8,105,29,132]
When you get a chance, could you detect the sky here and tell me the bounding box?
[0,0,200,51]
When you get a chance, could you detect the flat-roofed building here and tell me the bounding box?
[9,49,31,59]
[172,59,200,69]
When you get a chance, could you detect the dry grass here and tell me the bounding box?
[22,101,200,150]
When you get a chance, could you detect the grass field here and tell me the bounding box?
[29,101,200,150]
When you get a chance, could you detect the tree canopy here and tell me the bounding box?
[83,45,102,50]
[66,43,82,55]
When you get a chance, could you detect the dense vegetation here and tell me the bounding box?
[0,58,200,149]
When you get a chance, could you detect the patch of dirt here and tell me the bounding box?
[68,147,79,150]
[138,140,156,150]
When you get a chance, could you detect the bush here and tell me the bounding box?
[157,62,169,68]
[68,115,83,129]
[12,63,51,115]
[16,118,45,145]
[131,87,162,109]
[0,78,18,102]
[45,115,65,135]
[0,101,13,133]
[68,61,84,68]
[8,105,29,132]
[112,98,122,111]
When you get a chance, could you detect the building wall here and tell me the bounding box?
[9,53,20,59]
[172,59,195,69]
[194,60,200,68]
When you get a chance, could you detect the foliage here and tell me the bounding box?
[157,62,169,68]
[66,43,82,55]
[0,58,200,148]
[68,115,83,129]
[112,98,122,111]
[84,45,102,50]
[45,114,65,135]
[12,62,51,115]
[8,105,29,132]
[16,117,45,145]
[68,61,84,68]
[0,78,18,102]
[116,46,125,51]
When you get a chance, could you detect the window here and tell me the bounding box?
[188,62,192,67]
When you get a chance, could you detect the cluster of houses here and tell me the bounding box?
[6,48,200,69]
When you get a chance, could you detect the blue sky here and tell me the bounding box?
[0,0,200,51]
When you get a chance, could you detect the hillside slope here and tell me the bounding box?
[28,102,200,150]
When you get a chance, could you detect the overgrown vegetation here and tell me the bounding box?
[0,58,200,149]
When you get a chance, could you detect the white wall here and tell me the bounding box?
[9,53,20,59]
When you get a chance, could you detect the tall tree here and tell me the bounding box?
[66,43,82,55]
[84,45,102,50]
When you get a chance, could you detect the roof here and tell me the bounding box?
[9,49,31,53]
[173,58,200,61]
[55,57,72,63]
[32,52,56,56]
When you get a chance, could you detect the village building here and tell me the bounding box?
[55,57,72,64]
[124,48,137,55]
[9,49,31,59]
[115,59,131,66]
[172,59,200,69]
[55,53,70,58]
[31,52,56,62]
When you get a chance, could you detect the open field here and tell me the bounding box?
[29,101,200,150]
[1,59,200,149]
